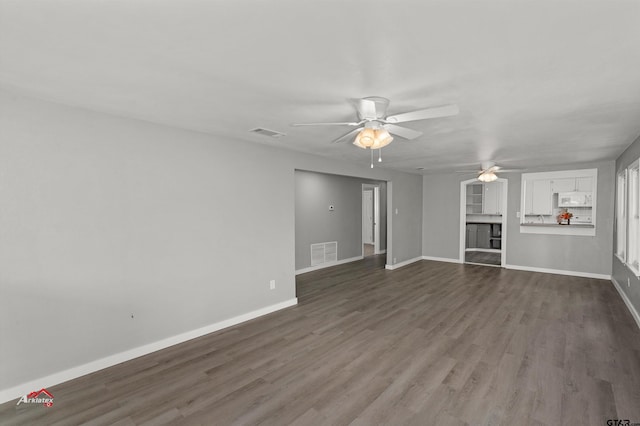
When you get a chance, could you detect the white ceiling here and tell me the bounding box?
[2,0,640,174]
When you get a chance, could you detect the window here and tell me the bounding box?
[614,160,640,276]
[616,170,626,262]
[627,162,640,274]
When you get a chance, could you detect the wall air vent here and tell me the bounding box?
[249,128,286,138]
[310,242,338,266]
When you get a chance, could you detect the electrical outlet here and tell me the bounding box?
[393,257,397,264]
[270,279,276,290]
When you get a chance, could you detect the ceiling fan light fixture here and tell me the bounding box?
[372,128,393,149]
[353,128,376,149]
[478,171,498,182]
[360,128,375,147]
[353,127,393,149]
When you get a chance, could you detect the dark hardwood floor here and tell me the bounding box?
[2,256,639,425]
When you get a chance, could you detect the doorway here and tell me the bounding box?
[459,178,508,267]
[362,184,381,257]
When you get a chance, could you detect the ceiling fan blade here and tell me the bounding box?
[385,104,459,123]
[291,121,361,127]
[384,124,423,140]
[331,127,363,144]
[493,168,522,172]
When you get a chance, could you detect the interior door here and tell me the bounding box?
[362,190,374,244]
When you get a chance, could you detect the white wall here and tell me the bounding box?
[0,90,423,396]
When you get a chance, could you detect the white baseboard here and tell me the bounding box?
[375,249,387,255]
[421,256,462,264]
[385,256,422,270]
[295,256,363,275]
[611,278,640,331]
[504,264,611,280]
[0,298,298,405]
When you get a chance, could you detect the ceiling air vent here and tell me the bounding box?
[249,128,286,138]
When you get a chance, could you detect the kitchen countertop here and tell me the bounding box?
[521,223,594,228]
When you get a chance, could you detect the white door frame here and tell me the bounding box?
[458,178,508,266]
[362,184,381,256]
[373,186,380,254]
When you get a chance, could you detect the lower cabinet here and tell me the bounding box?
[466,224,477,248]
[477,224,491,249]
[466,222,501,250]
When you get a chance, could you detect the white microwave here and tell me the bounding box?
[558,192,592,207]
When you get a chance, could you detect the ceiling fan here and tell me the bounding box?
[291,96,459,148]
[457,162,522,182]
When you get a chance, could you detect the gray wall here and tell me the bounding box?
[389,175,423,263]
[422,160,615,276]
[422,173,463,259]
[0,90,423,391]
[612,134,640,317]
[506,161,614,274]
[294,171,386,270]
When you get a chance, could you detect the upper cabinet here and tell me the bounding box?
[466,183,483,214]
[520,168,597,236]
[483,182,502,215]
[466,182,503,215]
[576,177,593,192]
[550,177,594,193]
[525,179,552,215]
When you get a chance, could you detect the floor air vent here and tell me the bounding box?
[311,242,337,266]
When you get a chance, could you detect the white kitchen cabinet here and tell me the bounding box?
[483,182,502,215]
[550,177,593,193]
[550,178,575,193]
[526,179,552,214]
[576,177,593,192]
[520,168,597,235]
[466,184,483,214]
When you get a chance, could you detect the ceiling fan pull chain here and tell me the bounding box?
[370,149,374,168]
[378,149,382,163]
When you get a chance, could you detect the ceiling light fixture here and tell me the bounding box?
[353,128,394,150]
[478,170,498,182]
[353,125,394,168]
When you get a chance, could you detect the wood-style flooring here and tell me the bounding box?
[363,243,375,257]
[1,256,639,425]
